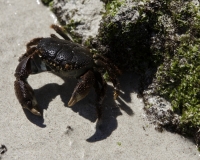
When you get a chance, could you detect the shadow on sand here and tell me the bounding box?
[24,72,140,142]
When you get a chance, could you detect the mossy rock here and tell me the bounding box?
[95,0,200,146]
[96,0,153,71]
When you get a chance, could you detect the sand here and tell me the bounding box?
[0,0,199,159]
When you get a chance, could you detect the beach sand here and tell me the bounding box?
[0,0,199,159]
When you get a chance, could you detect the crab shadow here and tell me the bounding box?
[26,72,140,141]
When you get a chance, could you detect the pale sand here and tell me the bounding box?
[0,0,199,159]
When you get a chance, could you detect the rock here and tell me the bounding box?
[52,0,105,42]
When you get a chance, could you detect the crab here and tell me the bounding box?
[14,25,120,118]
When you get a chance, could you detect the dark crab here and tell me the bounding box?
[14,25,120,118]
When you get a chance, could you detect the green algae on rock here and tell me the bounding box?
[152,0,200,143]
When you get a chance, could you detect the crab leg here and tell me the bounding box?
[93,56,120,100]
[18,47,37,62]
[93,71,107,119]
[93,54,121,75]
[51,24,74,42]
[50,34,59,39]
[14,56,42,116]
[26,37,42,49]
[18,37,42,62]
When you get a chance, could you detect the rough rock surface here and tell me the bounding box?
[52,0,105,42]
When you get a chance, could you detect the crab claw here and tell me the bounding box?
[68,70,95,107]
[14,56,42,116]
[14,79,42,116]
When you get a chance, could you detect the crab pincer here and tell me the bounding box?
[14,56,42,116]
